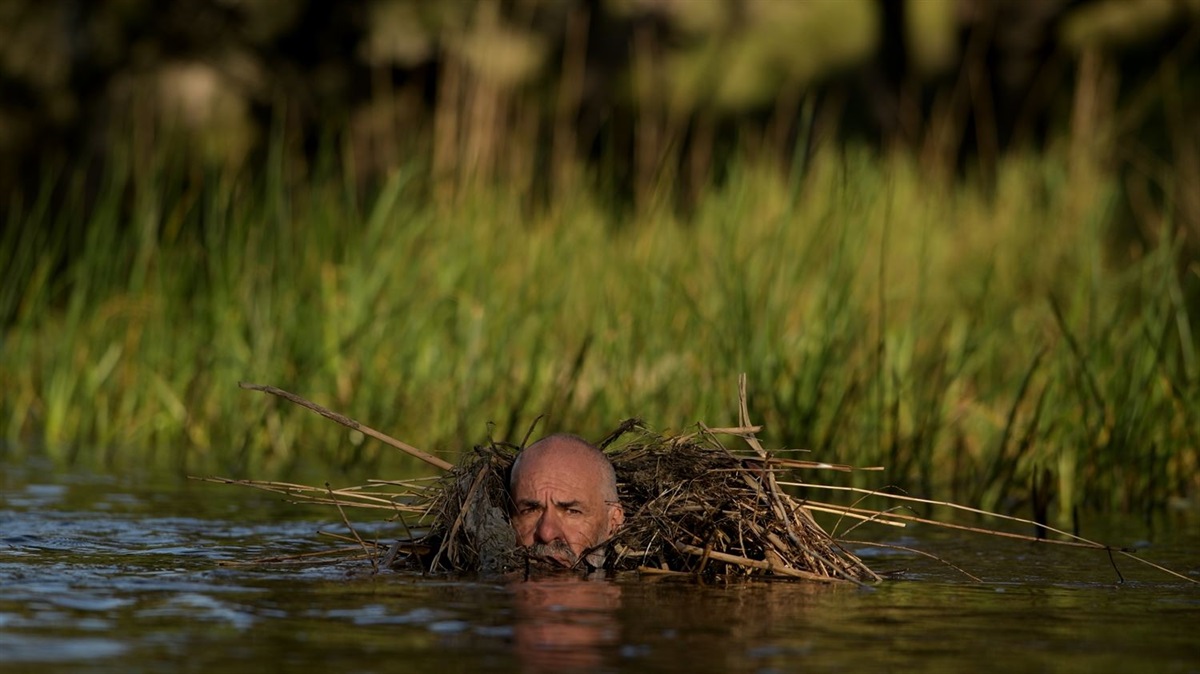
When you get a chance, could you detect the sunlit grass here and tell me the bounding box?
[2,143,1196,521]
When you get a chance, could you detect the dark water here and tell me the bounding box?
[2,456,1198,674]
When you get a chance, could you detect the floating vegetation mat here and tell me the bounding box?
[200,381,1197,585]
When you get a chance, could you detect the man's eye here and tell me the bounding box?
[567,508,583,515]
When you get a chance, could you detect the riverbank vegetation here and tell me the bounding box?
[2,1,1198,525]
[3,137,1196,523]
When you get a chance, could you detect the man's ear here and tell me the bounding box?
[607,503,625,536]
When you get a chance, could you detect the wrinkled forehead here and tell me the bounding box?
[510,443,610,494]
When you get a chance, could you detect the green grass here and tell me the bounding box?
[2,143,1197,521]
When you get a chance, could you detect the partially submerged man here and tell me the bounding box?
[508,434,624,568]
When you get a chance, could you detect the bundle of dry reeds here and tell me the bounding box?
[205,380,884,581]
[605,422,879,582]
[202,379,1197,585]
[409,417,881,582]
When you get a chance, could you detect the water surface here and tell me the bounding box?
[2,456,1197,673]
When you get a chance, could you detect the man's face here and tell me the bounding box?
[510,442,622,567]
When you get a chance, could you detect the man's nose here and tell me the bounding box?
[534,508,564,543]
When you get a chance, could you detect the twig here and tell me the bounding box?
[795,495,1197,583]
[190,476,427,512]
[596,417,643,449]
[840,540,984,582]
[675,543,849,584]
[803,500,1109,549]
[327,481,378,574]
[636,566,692,577]
[802,503,907,528]
[239,382,453,471]
[779,482,1114,549]
[1107,546,1126,584]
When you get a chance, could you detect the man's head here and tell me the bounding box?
[508,434,624,567]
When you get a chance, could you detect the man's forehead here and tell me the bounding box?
[513,460,599,489]
[512,453,606,495]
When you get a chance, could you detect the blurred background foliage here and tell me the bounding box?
[2,0,1197,221]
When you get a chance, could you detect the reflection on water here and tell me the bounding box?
[512,575,622,672]
[1,457,1198,674]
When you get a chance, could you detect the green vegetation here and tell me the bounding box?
[2,139,1197,523]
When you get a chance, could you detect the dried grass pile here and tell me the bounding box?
[205,382,1197,586]
[608,423,878,582]
[411,419,879,582]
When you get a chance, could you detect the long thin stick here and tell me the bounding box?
[800,499,1199,583]
[239,382,454,471]
[840,540,984,582]
[780,481,1116,549]
[191,476,428,512]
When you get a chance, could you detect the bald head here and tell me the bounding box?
[510,434,618,500]
[508,434,624,567]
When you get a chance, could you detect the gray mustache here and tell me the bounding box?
[527,541,578,565]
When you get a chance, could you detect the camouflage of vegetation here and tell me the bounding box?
[416,421,878,583]
[199,391,1196,584]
